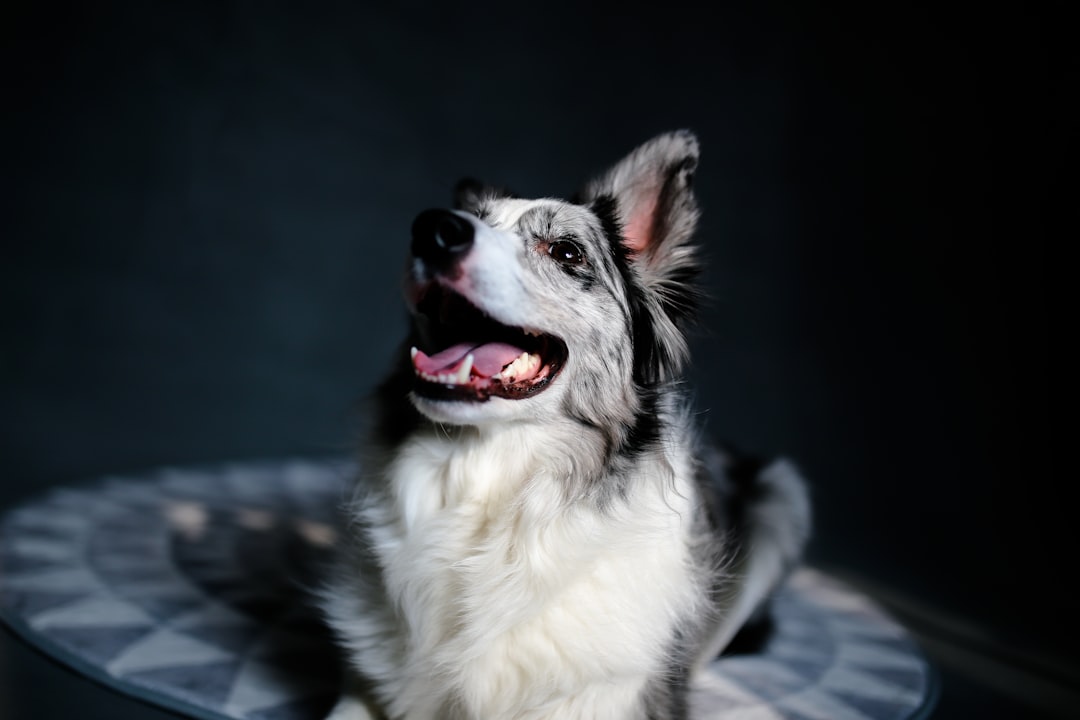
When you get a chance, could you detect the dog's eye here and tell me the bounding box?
[548,240,585,265]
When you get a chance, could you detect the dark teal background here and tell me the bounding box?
[1,2,1060,718]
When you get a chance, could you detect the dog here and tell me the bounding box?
[319,131,811,720]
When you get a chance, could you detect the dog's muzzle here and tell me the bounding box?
[404,209,568,403]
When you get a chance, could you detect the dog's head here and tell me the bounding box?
[402,131,701,430]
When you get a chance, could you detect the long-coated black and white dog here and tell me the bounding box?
[320,131,811,720]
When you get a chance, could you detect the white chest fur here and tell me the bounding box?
[354,425,704,720]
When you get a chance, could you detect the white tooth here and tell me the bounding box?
[493,351,537,383]
[410,347,418,360]
[456,354,474,384]
[508,355,524,377]
[496,353,526,381]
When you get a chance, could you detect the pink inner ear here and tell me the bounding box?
[623,196,657,255]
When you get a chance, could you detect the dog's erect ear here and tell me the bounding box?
[579,130,700,267]
[579,131,703,384]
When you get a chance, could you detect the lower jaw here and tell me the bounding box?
[410,372,557,403]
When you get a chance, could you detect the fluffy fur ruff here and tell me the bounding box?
[319,131,811,720]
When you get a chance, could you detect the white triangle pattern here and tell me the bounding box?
[721,656,812,690]
[30,594,157,630]
[2,567,100,593]
[819,665,925,705]
[692,669,768,711]
[837,640,924,672]
[8,537,82,563]
[106,627,235,675]
[767,639,829,665]
[223,658,312,716]
[6,506,90,533]
[779,690,879,720]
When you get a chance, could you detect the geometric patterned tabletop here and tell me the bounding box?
[0,458,937,720]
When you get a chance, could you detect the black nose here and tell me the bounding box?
[411,209,474,269]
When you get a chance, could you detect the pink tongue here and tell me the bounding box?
[413,342,526,378]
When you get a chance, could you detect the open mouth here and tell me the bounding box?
[410,285,567,402]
